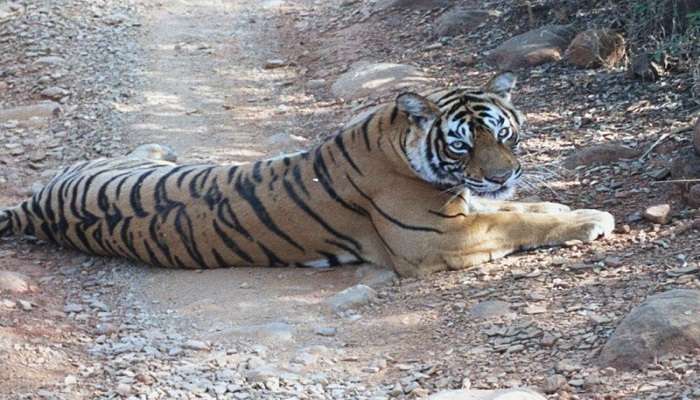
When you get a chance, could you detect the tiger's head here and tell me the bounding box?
[395,72,524,199]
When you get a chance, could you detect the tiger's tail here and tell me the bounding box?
[0,204,28,238]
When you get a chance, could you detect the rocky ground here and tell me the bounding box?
[1,0,700,399]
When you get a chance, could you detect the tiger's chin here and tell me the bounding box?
[471,185,516,200]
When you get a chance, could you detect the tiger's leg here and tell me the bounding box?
[467,197,571,214]
[383,209,614,277]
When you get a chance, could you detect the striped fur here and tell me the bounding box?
[0,72,615,276]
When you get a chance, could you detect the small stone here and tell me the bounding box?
[524,305,547,315]
[541,333,558,347]
[326,284,377,312]
[469,300,514,319]
[0,270,32,293]
[263,59,287,69]
[307,79,326,89]
[40,86,69,100]
[64,303,83,313]
[34,56,65,66]
[604,256,623,267]
[183,339,209,351]
[542,374,568,394]
[643,204,671,224]
[64,375,77,385]
[555,359,580,374]
[315,326,337,336]
[115,383,132,396]
[17,299,32,311]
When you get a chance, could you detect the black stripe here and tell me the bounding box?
[252,161,263,183]
[312,148,367,216]
[217,199,254,242]
[234,174,305,253]
[361,113,373,151]
[333,134,363,175]
[428,210,468,219]
[291,165,309,197]
[390,106,400,124]
[174,207,206,267]
[346,174,443,234]
[148,215,175,266]
[130,169,156,218]
[283,179,362,252]
[325,239,364,262]
[213,220,254,263]
[227,166,239,184]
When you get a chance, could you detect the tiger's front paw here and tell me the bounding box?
[552,209,615,243]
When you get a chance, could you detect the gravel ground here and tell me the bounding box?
[1,0,699,399]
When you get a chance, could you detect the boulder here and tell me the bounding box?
[669,148,700,205]
[428,388,546,400]
[486,25,575,70]
[599,289,700,370]
[433,8,500,38]
[629,53,668,81]
[331,62,431,100]
[563,144,640,169]
[688,184,700,207]
[565,29,625,68]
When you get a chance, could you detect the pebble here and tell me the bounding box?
[64,303,83,313]
[263,59,287,69]
[315,326,337,336]
[643,204,671,224]
[542,374,568,394]
[183,339,209,351]
[17,299,33,311]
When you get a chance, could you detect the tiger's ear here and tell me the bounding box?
[485,71,517,100]
[396,92,440,131]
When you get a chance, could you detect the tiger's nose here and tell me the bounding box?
[486,172,512,184]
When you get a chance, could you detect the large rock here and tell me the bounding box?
[599,289,700,370]
[565,29,625,68]
[563,144,640,169]
[433,8,500,38]
[331,62,431,100]
[693,117,700,155]
[0,270,33,294]
[669,148,700,206]
[0,102,61,125]
[486,25,575,70]
[429,388,546,400]
[326,284,377,312]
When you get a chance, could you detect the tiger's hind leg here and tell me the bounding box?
[127,143,178,162]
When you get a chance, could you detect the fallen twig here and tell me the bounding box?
[639,126,693,161]
[651,178,700,184]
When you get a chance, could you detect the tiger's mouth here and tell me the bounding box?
[471,184,516,199]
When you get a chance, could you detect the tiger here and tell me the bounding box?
[0,72,614,277]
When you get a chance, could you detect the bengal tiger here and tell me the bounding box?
[0,72,614,277]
